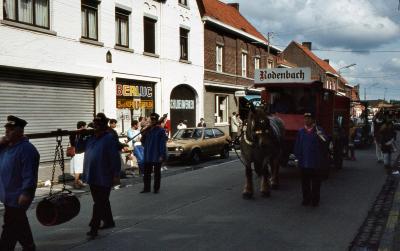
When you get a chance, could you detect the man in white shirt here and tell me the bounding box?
[127,120,144,175]
[231,112,239,140]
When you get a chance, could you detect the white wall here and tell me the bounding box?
[0,0,204,129]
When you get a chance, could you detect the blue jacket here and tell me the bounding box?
[0,138,39,208]
[76,132,121,188]
[294,126,327,169]
[141,126,167,163]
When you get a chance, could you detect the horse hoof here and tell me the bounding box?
[261,191,271,198]
[242,192,253,199]
[271,184,280,190]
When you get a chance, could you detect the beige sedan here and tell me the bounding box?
[167,127,231,163]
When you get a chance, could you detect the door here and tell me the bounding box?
[170,85,196,136]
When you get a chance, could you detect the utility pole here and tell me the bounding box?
[384,88,387,101]
[364,87,366,100]
[266,32,273,68]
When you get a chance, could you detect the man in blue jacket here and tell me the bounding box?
[294,112,328,207]
[0,115,39,250]
[76,113,121,238]
[140,113,167,194]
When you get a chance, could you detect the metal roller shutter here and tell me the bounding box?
[0,67,96,162]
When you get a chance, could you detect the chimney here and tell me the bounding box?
[324,59,330,64]
[302,42,312,50]
[228,3,239,10]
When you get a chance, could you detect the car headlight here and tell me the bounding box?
[176,147,184,152]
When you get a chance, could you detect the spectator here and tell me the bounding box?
[109,119,117,130]
[76,113,121,238]
[380,120,396,172]
[197,118,206,127]
[177,120,187,130]
[348,120,356,161]
[70,121,87,189]
[372,115,384,163]
[230,112,239,140]
[294,112,328,207]
[127,120,144,176]
[0,115,39,251]
[140,113,168,194]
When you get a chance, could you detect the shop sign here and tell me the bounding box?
[254,68,311,84]
[117,99,154,109]
[170,99,195,110]
[116,84,153,98]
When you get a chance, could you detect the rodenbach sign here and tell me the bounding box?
[254,68,311,84]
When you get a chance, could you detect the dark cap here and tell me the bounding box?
[93,113,109,125]
[4,115,27,128]
[304,112,315,118]
[150,113,160,121]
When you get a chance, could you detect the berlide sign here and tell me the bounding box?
[254,67,311,84]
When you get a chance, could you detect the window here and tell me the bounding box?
[178,0,187,5]
[216,45,223,72]
[267,60,273,69]
[215,95,228,123]
[3,0,49,28]
[254,57,260,70]
[204,129,214,139]
[144,17,156,54]
[241,52,247,77]
[81,0,98,40]
[115,8,130,47]
[213,128,224,138]
[180,28,189,60]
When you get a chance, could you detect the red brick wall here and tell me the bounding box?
[204,24,277,87]
[281,42,326,83]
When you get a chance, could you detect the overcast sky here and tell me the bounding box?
[224,0,400,101]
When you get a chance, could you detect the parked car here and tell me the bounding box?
[167,127,231,164]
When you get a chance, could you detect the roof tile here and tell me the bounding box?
[201,0,267,42]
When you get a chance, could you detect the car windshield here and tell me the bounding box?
[173,129,203,140]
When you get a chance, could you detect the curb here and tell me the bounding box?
[378,154,400,251]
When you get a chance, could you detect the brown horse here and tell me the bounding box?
[240,105,285,199]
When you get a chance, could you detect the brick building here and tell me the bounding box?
[282,41,350,95]
[197,0,280,134]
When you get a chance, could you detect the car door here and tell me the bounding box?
[212,128,226,153]
[203,128,216,155]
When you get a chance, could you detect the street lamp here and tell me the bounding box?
[336,63,356,92]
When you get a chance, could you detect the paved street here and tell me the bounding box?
[6,146,394,251]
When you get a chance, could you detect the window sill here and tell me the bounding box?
[215,122,229,126]
[179,59,192,64]
[114,45,134,53]
[143,52,160,58]
[0,20,56,36]
[79,38,104,47]
[178,3,190,9]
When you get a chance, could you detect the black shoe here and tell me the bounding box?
[153,190,159,194]
[140,190,150,193]
[86,229,98,238]
[99,222,115,230]
[302,200,311,206]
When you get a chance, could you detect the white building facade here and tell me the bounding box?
[0,0,204,161]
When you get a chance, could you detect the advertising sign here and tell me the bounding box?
[254,68,311,84]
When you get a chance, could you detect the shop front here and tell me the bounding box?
[116,78,155,134]
[0,67,96,162]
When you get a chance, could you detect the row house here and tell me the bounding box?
[0,0,204,161]
[197,0,280,135]
[282,41,345,94]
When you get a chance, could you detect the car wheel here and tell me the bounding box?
[220,145,229,159]
[191,150,201,164]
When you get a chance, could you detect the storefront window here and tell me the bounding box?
[116,79,155,134]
